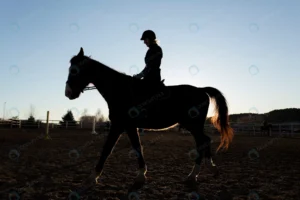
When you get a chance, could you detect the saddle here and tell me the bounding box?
[147,79,166,94]
[132,78,166,102]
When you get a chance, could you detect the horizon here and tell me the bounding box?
[1,0,299,121]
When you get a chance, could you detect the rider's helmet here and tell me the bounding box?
[140,30,156,41]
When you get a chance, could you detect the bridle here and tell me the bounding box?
[83,85,96,91]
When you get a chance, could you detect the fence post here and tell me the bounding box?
[45,111,51,140]
[66,121,68,129]
[19,120,21,128]
[91,117,98,135]
[80,121,82,129]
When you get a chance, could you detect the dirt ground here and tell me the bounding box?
[0,129,299,200]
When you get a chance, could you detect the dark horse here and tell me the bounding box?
[261,121,272,136]
[65,48,234,188]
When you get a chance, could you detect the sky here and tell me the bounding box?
[0,0,299,122]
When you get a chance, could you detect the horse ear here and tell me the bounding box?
[78,47,84,57]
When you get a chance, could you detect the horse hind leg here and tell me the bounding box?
[187,128,219,180]
[182,121,218,184]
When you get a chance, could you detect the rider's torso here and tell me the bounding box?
[144,44,163,69]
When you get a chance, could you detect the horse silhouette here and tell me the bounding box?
[261,121,272,136]
[64,47,234,189]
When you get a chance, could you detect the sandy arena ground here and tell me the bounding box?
[0,129,299,200]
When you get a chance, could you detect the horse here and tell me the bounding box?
[64,47,234,189]
[104,121,110,132]
[260,123,272,136]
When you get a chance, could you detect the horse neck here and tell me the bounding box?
[90,60,130,106]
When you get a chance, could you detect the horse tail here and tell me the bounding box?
[203,87,234,152]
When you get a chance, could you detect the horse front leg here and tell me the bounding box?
[126,127,147,185]
[83,124,123,185]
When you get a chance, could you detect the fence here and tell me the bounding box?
[1,112,300,137]
[0,111,109,136]
[0,119,107,129]
[203,123,300,137]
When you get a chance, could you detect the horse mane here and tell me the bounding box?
[85,56,144,84]
[70,55,132,78]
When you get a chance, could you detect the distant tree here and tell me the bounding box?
[82,108,88,117]
[215,108,300,124]
[24,115,40,129]
[10,116,19,120]
[27,115,35,123]
[21,104,38,128]
[80,115,95,123]
[95,109,105,123]
[60,110,77,127]
[29,104,35,118]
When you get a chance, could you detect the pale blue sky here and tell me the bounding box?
[0,0,299,122]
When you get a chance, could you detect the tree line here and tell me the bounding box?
[59,108,107,127]
[206,108,300,124]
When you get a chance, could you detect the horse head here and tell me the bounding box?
[65,47,94,100]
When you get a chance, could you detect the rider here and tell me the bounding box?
[263,120,268,126]
[134,30,164,90]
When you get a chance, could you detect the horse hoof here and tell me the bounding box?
[82,171,101,186]
[130,180,145,192]
[184,177,197,188]
[134,175,146,185]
